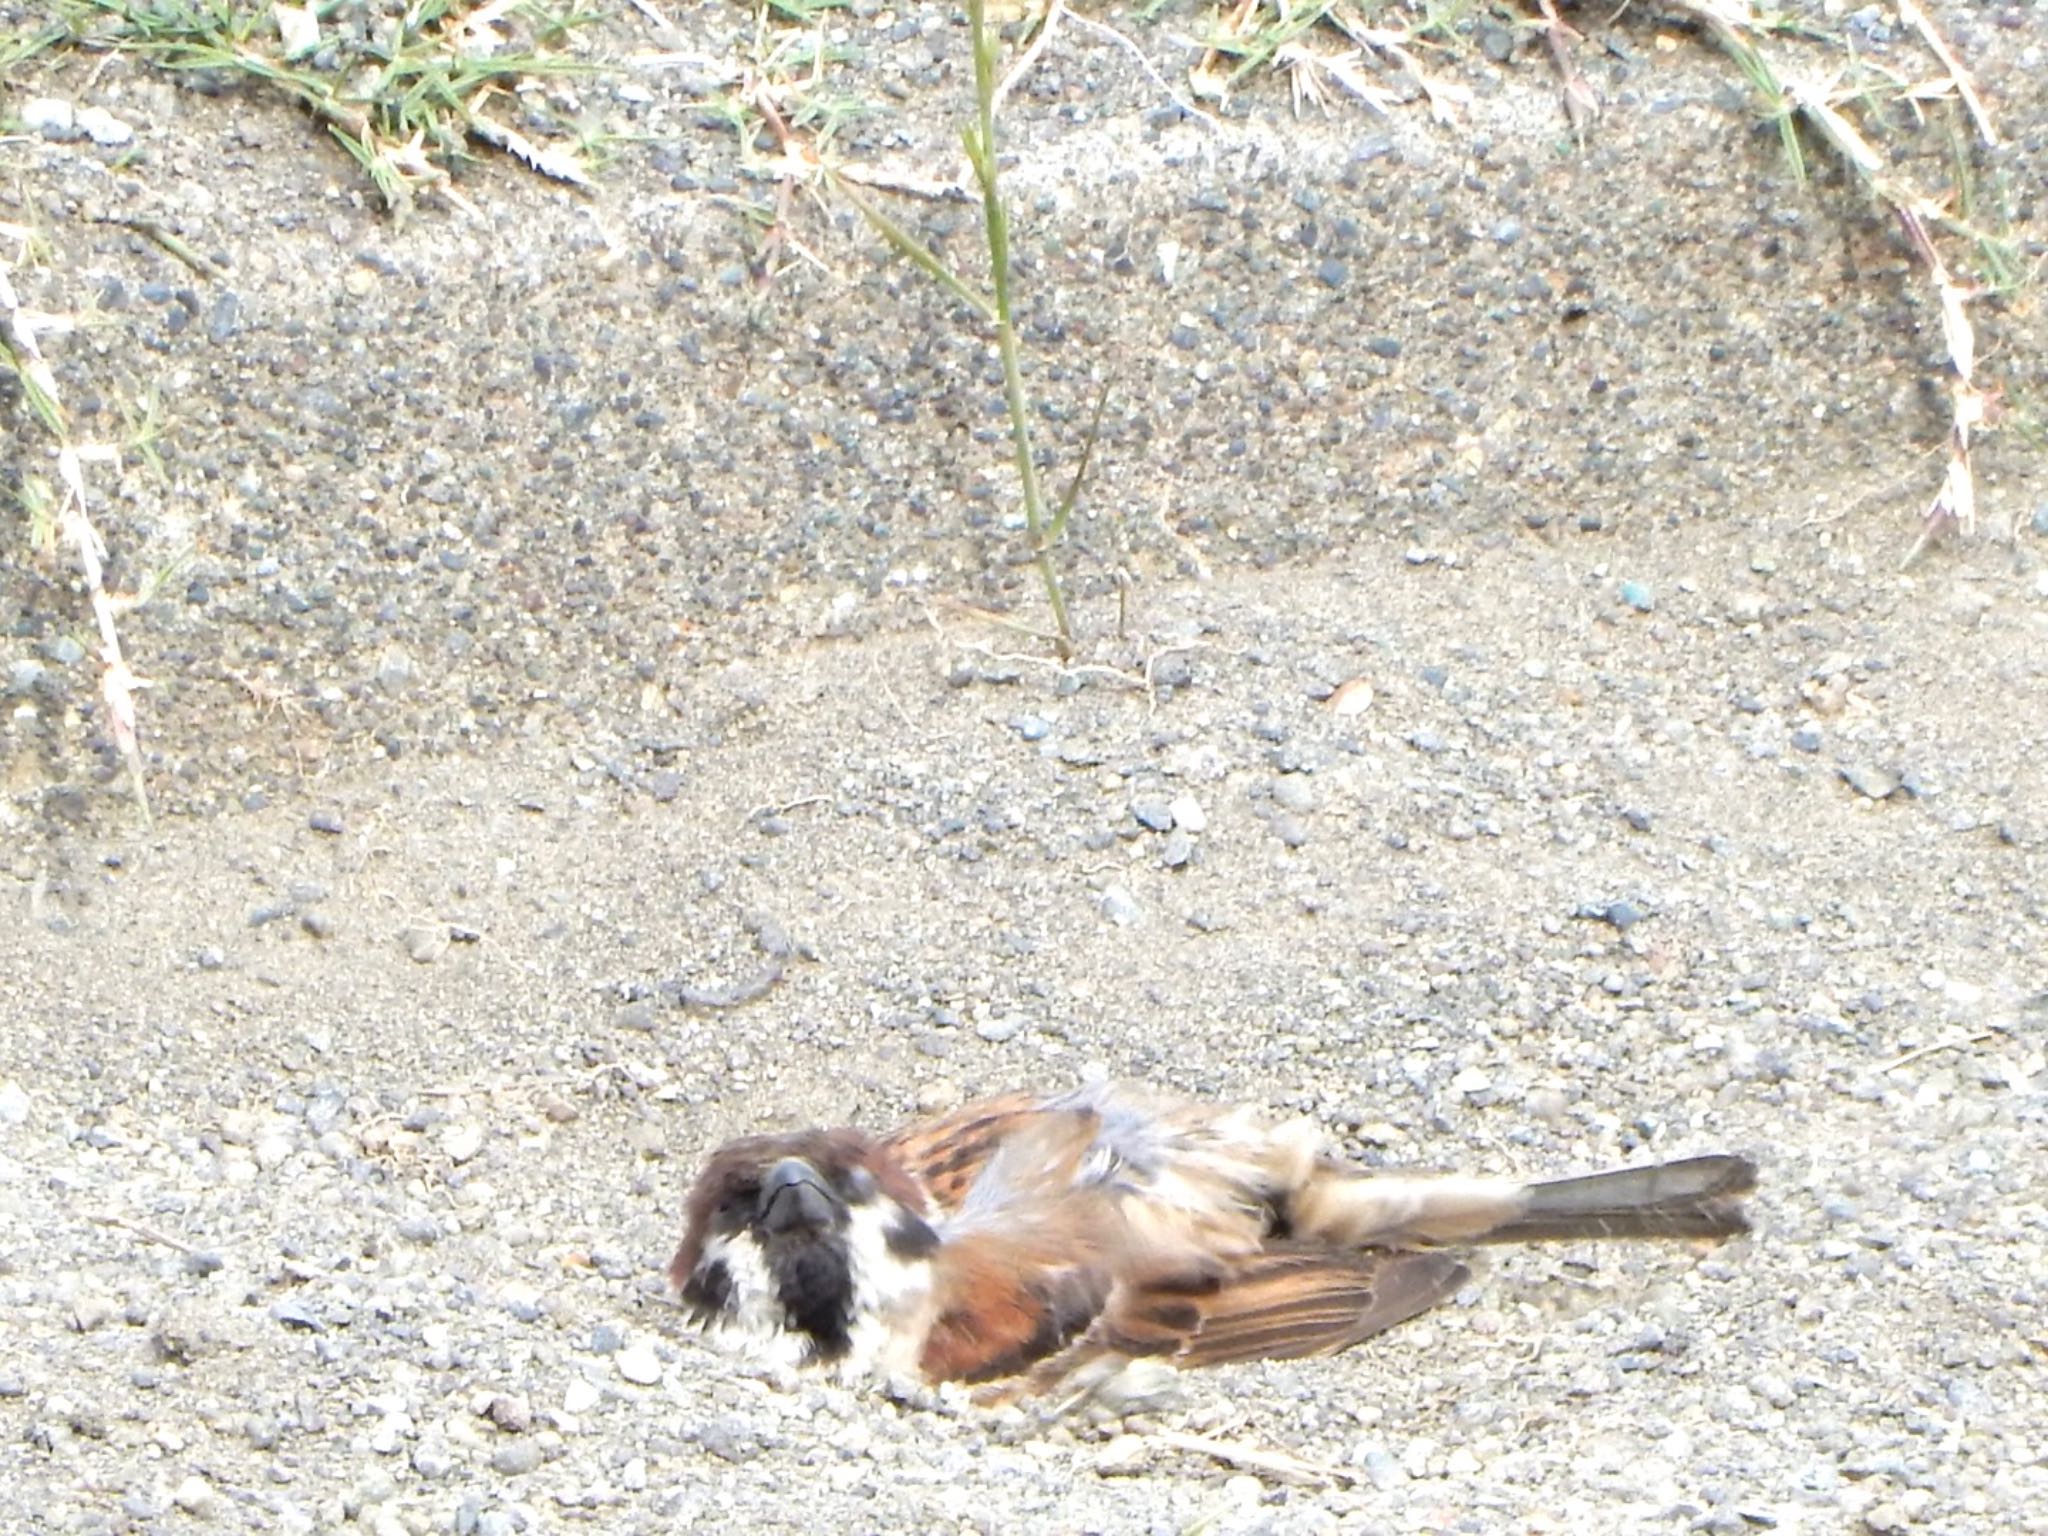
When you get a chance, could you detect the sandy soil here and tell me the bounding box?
[2,1,2045,1531]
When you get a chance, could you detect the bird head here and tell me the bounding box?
[670,1128,939,1367]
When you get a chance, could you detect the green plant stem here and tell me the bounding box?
[830,174,996,323]
[966,0,1073,657]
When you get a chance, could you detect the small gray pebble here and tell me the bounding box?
[699,1418,761,1463]
[485,1395,533,1433]
[1356,1445,1405,1491]
[1839,762,1901,800]
[1151,653,1194,689]
[207,291,242,345]
[749,914,793,957]
[1270,815,1309,848]
[402,924,448,963]
[305,1089,346,1134]
[270,1299,325,1332]
[490,1442,543,1476]
[1131,798,1174,832]
[1605,900,1645,929]
[1271,777,1315,814]
[22,96,76,136]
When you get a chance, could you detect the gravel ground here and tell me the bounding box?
[3,1,2046,1532]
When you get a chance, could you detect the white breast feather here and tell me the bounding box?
[839,1198,937,1382]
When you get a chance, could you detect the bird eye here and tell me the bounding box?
[843,1167,876,1202]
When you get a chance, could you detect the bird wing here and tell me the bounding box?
[880,1092,1048,1212]
[1098,1246,1470,1368]
[890,1101,1127,1384]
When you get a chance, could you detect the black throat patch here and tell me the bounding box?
[769,1236,857,1360]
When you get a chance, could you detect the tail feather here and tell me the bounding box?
[1484,1154,1757,1244]
[1284,1153,1756,1249]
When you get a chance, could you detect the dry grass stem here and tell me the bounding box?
[1668,0,2006,554]
[1,231,153,824]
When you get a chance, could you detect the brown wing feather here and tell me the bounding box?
[1107,1248,1470,1368]
[881,1092,1045,1212]
[918,1229,1115,1383]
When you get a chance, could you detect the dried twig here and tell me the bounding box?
[1152,1429,1357,1487]
[1061,7,1221,131]
[90,1213,201,1257]
[1879,1028,2004,1074]
[1898,0,1998,148]
[740,794,831,827]
[990,0,1067,123]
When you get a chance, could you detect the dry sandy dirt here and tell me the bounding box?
[2,1,2046,1532]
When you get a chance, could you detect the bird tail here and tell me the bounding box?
[1283,1152,1756,1249]
[1481,1154,1756,1244]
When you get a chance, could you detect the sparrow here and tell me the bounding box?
[669,1081,1755,1404]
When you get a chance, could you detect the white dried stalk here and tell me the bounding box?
[1670,1,1996,549]
[467,111,594,187]
[1898,0,1999,148]
[1326,11,1473,126]
[1,241,154,823]
[1274,42,1401,118]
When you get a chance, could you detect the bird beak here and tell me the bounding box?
[758,1158,840,1235]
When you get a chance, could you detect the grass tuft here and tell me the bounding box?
[47,0,602,216]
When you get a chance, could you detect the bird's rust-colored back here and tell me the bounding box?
[880,1092,1042,1213]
